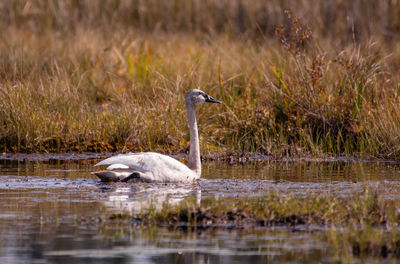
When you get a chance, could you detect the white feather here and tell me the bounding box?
[106,163,130,170]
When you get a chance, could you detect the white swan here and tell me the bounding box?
[93,89,221,183]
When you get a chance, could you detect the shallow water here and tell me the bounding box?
[1,158,400,263]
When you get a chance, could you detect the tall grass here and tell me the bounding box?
[3,0,400,43]
[0,1,400,157]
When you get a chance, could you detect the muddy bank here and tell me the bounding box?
[0,151,392,164]
[0,152,113,162]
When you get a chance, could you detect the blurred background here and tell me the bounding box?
[1,0,399,45]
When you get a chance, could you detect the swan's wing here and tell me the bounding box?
[94,152,197,182]
[95,152,178,172]
[95,153,146,172]
[106,164,130,170]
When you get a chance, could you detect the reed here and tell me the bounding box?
[0,1,400,158]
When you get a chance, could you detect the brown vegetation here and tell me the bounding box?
[1,1,400,158]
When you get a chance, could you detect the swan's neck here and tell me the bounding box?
[186,102,201,177]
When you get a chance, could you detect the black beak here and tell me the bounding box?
[205,95,222,104]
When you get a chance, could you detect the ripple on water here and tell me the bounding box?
[1,173,400,203]
[199,178,400,199]
[0,175,97,190]
[1,159,400,263]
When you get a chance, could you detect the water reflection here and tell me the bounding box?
[99,183,201,214]
[44,226,328,264]
[1,158,400,263]
[202,161,400,182]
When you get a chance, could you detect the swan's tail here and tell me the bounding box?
[91,171,140,182]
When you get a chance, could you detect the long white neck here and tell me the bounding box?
[186,102,201,177]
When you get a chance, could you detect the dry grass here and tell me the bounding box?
[1,1,400,157]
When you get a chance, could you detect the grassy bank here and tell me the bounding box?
[102,189,400,259]
[1,1,400,158]
[110,189,398,228]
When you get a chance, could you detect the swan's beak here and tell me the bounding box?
[205,95,222,104]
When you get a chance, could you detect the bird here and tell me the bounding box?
[92,89,221,183]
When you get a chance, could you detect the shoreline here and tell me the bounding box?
[0,151,397,163]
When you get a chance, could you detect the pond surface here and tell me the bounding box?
[1,157,400,263]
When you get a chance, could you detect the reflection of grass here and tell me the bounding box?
[107,188,400,259]
[115,188,396,227]
[1,2,400,158]
[328,227,400,260]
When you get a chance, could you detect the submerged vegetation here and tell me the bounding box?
[0,1,400,158]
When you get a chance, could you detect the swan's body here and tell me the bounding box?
[94,152,197,183]
[93,89,221,183]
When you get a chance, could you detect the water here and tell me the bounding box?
[1,157,400,263]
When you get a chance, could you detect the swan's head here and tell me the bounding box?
[185,89,222,107]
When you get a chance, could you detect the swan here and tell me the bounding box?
[93,89,221,183]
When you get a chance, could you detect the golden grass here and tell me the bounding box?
[1,1,400,157]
